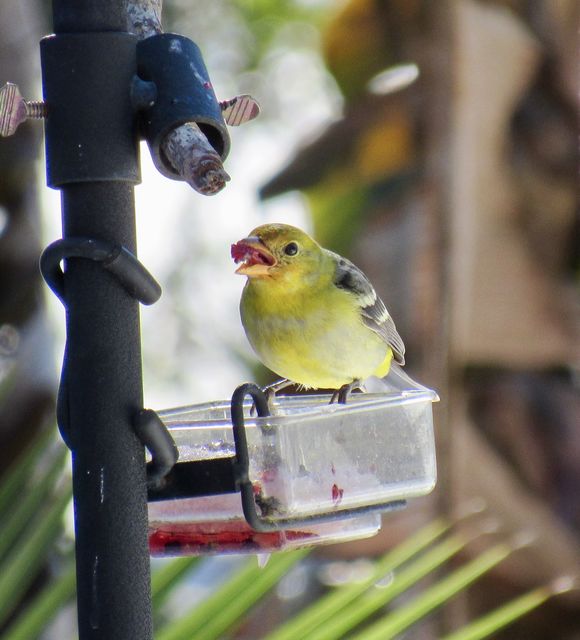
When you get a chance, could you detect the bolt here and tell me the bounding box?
[0,83,47,137]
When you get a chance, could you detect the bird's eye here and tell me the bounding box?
[284,242,299,256]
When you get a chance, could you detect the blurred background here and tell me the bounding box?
[1,0,578,638]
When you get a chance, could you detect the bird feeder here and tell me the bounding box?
[147,366,438,555]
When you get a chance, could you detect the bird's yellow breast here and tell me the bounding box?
[240,277,391,389]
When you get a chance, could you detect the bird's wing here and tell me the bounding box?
[331,251,406,365]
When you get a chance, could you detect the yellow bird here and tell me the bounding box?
[231,223,405,402]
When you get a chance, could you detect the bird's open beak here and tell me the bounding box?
[231,236,276,277]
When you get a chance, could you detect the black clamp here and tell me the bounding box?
[40,33,140,187]
[135,33,230,180]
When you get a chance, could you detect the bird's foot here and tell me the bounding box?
[330,379,362,404]
[250,378,294,415]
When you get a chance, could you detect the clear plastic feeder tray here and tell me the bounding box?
[148,366,438,554]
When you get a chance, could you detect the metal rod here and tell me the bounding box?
[45,2,153,638]
[62,186,152,640]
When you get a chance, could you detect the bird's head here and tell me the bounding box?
[231,223,322,282]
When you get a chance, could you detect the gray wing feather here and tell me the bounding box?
[331,251,406,365]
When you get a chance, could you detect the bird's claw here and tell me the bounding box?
[329,379,362,405]
[249,379,293,416]
[248,378,363,413]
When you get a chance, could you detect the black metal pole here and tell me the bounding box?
[41,2,152,638]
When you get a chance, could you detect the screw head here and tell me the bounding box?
[0,83,28,137]
[220,95,260,126]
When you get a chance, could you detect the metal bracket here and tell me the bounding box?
[40,237,161,306]
[229,383,407,532]
[133,409,179,489]
[40,237,162,450]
